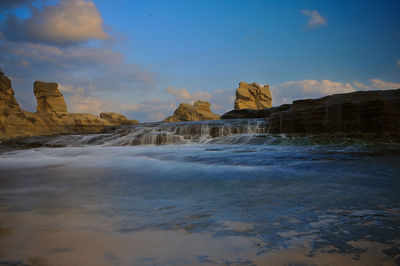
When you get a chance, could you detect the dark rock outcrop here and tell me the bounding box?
[234,82,272,110]
[163,100,220,122]
[224,89,400,136]
[222,104,292,119]
[0,73,139,139]
[265,89,400,135]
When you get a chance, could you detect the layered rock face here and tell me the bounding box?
[34,81,68,115]
[223,88,400,136]
[0,73,138,139]
[32,81,138,134]
[234,82,272,110]
[0,73,22,114]
[265,89,400,135]
[100,112,139,125]
[0,73,52,138]
[163,100,220,122]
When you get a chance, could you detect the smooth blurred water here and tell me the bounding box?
[0,122,400,265]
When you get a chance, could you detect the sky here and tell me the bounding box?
[0,0,399,122]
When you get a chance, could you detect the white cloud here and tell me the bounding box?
[68,94,115,114]
[353,81,371,90]
[67,93,145,115]
[60,84,177,122]
[165,86,235,114]
[0,0,161,122]
[207,90,235,112]
[59,84,110,113]
[60,84,85,94]
[2,0,108,46]
[0,39,158,122]
[166,86,212,103]
[271,78,400,106]
[370,79,400,90]
[58,84,75,93]
[0,40,156,99]
[280,80,354,94]
[301,9,327,28]
[272,79,355,106]
[166,87,193,101]
[129,98,177,121]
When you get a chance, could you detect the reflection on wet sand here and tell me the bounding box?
[0,210,257,265]
[0,209,398,265]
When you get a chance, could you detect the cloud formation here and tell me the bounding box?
[2,0,108,46]
[0,0,162,122]
[58,84,178,122]
[370,79,400,90]
[272,78,400,106]
[280,80,354,95]
[166,87,212,102]
[0,39,157,118]
[61,86,132,114]
[301,9,327,28]
[123,98,178,122]
[272,79,355,105]
[165,86,235,115]
[353,81,371,90]
[0,40,155,90]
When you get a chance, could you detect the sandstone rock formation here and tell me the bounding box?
[32,81,139,134]
[223,89,400,136]
[100,112,139,125]
[0,72,139,139]
[234,82,272,110]
[163,100,220,122]
[34,81,68,115]
[0,73,22,114]
[0,73,52,138]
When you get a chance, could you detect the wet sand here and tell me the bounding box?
[0,209,399,265]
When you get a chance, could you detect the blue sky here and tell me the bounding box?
[1,0,399,121]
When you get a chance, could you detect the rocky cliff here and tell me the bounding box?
[100,112,139,125]
[0,73,52,138]
[0,72,22,114]
[234,82,272,110]
[223,89,400,136]
[0,72,138,139]
[163,100,220,122]
[34,81,68,115]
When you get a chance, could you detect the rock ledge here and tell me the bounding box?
[223,89,400,136]
[0,72,139,139]
[163,100,220,122]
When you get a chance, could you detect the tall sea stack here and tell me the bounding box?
[234,82,272,110]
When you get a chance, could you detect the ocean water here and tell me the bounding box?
[0,120,399,265]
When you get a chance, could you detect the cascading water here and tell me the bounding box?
[4,118,396,149]
[1,119,400,265]
[43,119,272,147]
